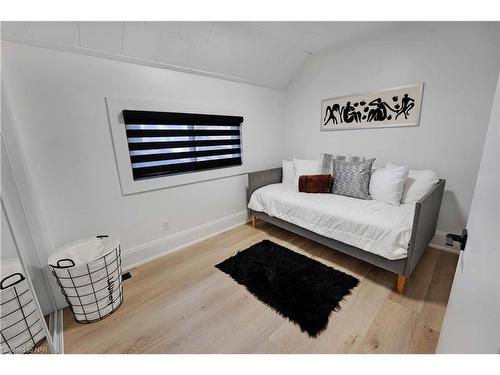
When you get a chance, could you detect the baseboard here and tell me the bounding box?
[429,230,460,254]
[122,210,250,271]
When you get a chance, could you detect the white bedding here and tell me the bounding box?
[248,183,416,260]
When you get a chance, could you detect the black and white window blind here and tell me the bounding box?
[123,110,243,180]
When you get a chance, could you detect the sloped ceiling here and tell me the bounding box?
[0,21,392,90]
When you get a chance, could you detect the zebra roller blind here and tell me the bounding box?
[123,110,243,180]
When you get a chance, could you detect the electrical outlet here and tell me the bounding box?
[162,220,169,231]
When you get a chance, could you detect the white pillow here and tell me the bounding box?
[293,158,320,185]
[282,160,295,184]
[386,162,439,204]
[369,165,409,205]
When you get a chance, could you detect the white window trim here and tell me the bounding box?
[106,97,247,195]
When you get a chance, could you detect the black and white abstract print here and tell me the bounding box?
[320,84,423,131]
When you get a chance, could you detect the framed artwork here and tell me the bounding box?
[320,83,424,131]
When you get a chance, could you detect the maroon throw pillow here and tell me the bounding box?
[298,174,333,193]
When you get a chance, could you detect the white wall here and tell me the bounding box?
[437,54,500,353]
[284,22,500,233]
[1,41,286,308]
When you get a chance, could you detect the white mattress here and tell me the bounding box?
[248,183,415,260]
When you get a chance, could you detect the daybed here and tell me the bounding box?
[247,168,445,293]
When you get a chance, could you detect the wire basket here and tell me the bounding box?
[49,235,123,324]
[1,259,46,354]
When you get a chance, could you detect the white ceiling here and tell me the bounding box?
[0,21,392,89]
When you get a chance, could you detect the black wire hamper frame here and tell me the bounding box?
[1,272,47,354]
[49,236,124,324]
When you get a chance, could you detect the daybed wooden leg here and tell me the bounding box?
[251,215,257,228]
[397,275,407,294]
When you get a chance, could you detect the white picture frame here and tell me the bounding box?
[105,97,247,195]
[320,83,424,131]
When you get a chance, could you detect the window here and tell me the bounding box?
[123,110,243,180]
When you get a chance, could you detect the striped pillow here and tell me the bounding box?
[319,153,366,174]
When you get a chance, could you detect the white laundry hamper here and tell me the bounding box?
[48,235,123,324]
[1,258,46,354]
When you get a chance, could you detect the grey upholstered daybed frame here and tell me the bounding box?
[247,168,445,293]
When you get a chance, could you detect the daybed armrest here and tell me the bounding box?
[247,167,282,202]
[404,179,445,277]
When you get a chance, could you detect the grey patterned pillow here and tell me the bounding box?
[319,153,366,174]
[332,158,375,200]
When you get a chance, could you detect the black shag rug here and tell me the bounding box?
[215,239,359,337]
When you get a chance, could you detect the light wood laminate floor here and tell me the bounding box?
[63,221,458,354]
